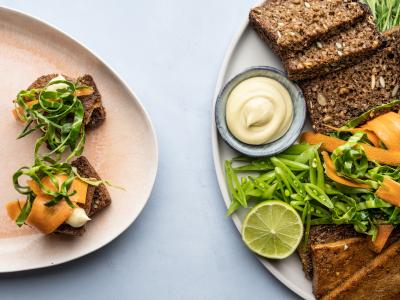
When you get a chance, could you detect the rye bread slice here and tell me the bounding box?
[55,156,111,236]
[249,0,368,53]
[299,26,400,133]
[27,74,106,129]
[76,75,106,129]
[284,15,384,81]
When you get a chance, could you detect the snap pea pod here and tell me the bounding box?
[313,148,325,190]
[309,156,317,186]
[251,180,277,200]
[261,182,278,199]
[225,161,247,208]
[290,200,306,207]
[231,156,253,162]
[274,166,293,194]
[271,157,305,196]
[278,158,310,171]
[258,171,276,182]
[301,201,309,225]
[244,189,262,198]
[311,204,331,218]
[252,177,269,191]
[296,148,316,164]
[291,202,306,214]
[279,147,315,164]
[233,158,273,172]
[234,163,274,172]
[304,202,312,248]
[304,183,334,209]
[274,173,288,202]
[290,193,304,202]
[324,184,343,195]
[277,154,300,161]
[296,170,308,182]
[226,200,240,216]
[242,180,263,198]
[283,144,314,155]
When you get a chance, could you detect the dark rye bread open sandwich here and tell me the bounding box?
[55,156,111,236]
[28,73,106,129]
[6,74,111,237]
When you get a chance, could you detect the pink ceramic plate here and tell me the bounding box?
[0,7,158,272]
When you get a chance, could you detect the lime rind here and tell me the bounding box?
[242,200,303,259]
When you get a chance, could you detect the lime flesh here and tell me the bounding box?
[242,200,303,259]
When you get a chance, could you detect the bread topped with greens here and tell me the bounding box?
[7,74,111,237]
[28,74,106,129]
[55,156,111,236]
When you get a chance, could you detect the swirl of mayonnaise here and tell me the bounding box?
[226,77,293,145]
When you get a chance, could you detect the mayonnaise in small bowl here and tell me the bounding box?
[226,77,293,145]
[215,66,306,157]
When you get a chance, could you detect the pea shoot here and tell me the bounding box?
[363,0,400,32]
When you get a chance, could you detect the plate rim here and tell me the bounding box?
[0,6,159,273]
[210,16,312,300]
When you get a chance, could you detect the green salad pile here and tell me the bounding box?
[225,101,400,243]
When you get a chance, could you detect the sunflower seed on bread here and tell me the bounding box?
[283,15,385,81]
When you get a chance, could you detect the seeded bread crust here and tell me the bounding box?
[77,75,106,129]
[284,15,385,81]
[55,156,112,236]
[299,26,400,133]
[249,0,368,53]
[28,74,106,129]
[71,156,111,217]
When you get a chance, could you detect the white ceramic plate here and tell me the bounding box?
[211,18,314,300]
[0,7,158,272]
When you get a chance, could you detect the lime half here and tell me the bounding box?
[242,200,303,259]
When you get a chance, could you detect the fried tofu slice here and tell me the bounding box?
[311,238,376,299]
[298,225,361,279]
[322,240,400,300]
